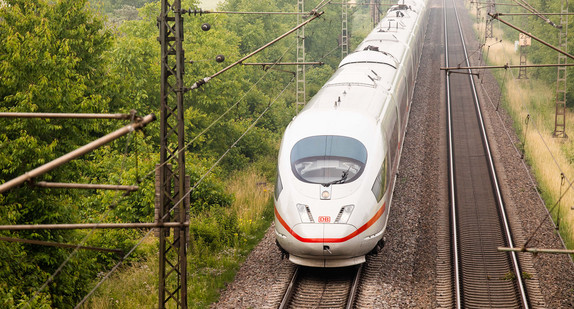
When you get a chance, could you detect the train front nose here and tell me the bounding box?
[285,223,359,257]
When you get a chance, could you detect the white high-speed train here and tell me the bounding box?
[274,0,428,267]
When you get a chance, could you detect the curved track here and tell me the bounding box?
[444,0,529,307]
[278,265,362,309]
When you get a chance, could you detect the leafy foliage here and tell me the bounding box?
[0,0,364,306]
[0,0,121,307]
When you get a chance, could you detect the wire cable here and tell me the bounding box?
[314,0,332,12]
[74,39,297,307]
[475,17,570,249]
[25,122,138,307]
[139,40,296,183]
[74,77,295,307]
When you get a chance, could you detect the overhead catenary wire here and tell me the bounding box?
[184,9,309,15]
[33,182,139,191]
[74,77,295,307]
[489,13,574,60]
[140,40,297,183]
[0,112,135,119]
[496,12,574,16]
[24,190,138,307]
[18,3,322,305]
[56,32,299,308]
[147,12,315,192]
[475,17,571,251]
[74,229,155,309]
[0,222,189,230]
[4,3,326,308]
[508,0,562,29]
[0,114,156,193]
[493,18,574,242]
[483,5,569,231]
[314,0,332,12]
[0,236,123,254]
[187,10,324,90]
[23,115,144,307]
[161,77,295,225]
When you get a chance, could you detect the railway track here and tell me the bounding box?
[278,265,362,309]
[444,0,529,307]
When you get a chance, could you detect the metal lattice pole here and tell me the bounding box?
[296,0,306,112]
[485,0,494,38]
[370,0,381,28]
[518,17,528,79]
[554,0,568,138]
[342,0,349,59]
[158,0,188,308]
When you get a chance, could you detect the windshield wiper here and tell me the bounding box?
[322,169,349,187]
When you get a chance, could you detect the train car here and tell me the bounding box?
[274,0,429,267]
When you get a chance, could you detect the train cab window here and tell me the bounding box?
[290,135,367,185]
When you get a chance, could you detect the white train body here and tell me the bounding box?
[274,0,428,267]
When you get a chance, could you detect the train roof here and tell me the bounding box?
[298,59,395,119]
[283,108,379,150]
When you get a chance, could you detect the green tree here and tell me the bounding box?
[0,0,121,307]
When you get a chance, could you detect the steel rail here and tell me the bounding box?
[278,266,300,309]
[449,0,530,307]
[345,264,363,309]
[0,114,155,193]
[0,112,135,119]
[443,0,460,306]
[277,264,362,309]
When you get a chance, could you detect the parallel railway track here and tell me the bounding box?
[278,265,362,309]
[444,0,529,307]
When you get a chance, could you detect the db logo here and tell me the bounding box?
[318,216,331,223]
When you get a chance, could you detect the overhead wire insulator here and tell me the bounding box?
[184,8,207,16]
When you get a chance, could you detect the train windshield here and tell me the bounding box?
[291,135,367,185]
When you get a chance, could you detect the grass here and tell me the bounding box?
[469,6,574,249]
[82,168,274,308]
[227,167,273,235]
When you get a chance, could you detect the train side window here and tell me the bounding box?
[387,108,399,166]
[275,172,283,200]
[371,158,388,203]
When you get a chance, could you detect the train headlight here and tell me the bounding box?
[296,203,314,223]
[321,189,331,200]
[334,205,354,224]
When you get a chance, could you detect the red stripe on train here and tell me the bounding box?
[274,203,386,243]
